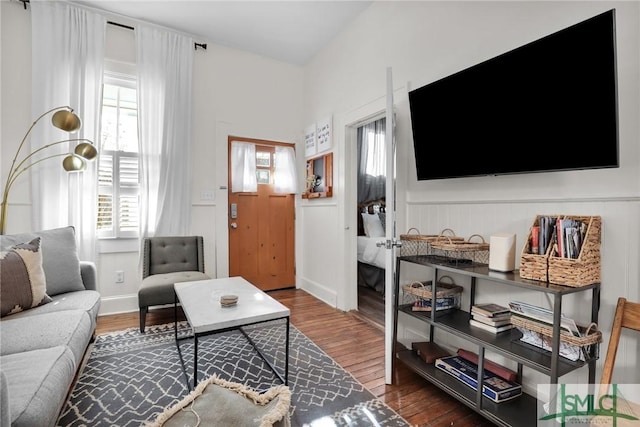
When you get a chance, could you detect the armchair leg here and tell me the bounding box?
[140,307,148,333]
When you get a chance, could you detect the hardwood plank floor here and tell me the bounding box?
[357,285,386,327]
[96,288,496,427]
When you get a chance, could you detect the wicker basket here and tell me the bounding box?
[430,234,490,265]
[511,315,601,361]
[520,215,601,286]
[399,228,462,257]
[520,215,557,281]
[401,275,462,312]
[548,216,601,287]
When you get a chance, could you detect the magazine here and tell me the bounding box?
[508,301,581,338]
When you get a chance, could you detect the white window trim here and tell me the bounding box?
[98,66,140,252]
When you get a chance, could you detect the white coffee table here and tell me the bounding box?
[174,276,290,389]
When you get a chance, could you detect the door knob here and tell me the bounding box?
[230,222,238,229]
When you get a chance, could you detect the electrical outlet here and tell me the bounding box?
[115,270,124,283]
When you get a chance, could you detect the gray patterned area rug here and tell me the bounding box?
[57,320,409,426]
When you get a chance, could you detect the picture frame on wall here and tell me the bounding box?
[316,116,332,153]
[305,124,317,157]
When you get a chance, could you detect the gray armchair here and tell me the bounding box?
[138,236,210,332]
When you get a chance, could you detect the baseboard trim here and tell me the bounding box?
[298,277,337,308]
[98,294,138,316]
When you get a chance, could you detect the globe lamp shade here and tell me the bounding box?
[51,110,82,132]
[74,142,98,160]
[62,155,86,172]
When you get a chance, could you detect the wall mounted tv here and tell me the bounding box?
[409,9,618,180]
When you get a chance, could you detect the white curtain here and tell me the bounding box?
[230,141,257,193]
[31,0,105,261]
[274,146,297,194]
[136,25,194,237]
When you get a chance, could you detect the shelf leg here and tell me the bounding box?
[477,346,485,410]
[550,293,562,384]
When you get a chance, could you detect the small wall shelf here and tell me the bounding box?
[303,152,333,199]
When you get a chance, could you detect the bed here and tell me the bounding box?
[357,200,386,294]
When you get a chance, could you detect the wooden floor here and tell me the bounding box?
[358,285,386,327]
[96,288,496,427]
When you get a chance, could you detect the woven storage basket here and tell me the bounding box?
[399,228,462,257]
[547,216,601,287]
[511,315,601,361]
[520,215,557,281]
[430,234,490,265]
[402,275,462,312]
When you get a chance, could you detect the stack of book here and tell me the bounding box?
[469,303,514,334]
[435,355,523,403]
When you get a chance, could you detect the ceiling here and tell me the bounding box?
[71,1,373,65]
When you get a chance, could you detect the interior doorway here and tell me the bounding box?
[227,136,296,291]
[355,117,387,326]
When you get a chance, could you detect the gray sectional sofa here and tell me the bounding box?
[0,226,101,427]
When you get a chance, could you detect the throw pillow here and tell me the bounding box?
[0,238,52,317]
[0,226,83,296]
[361,213,385,238]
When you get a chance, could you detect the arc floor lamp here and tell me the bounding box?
[0,106,98,234]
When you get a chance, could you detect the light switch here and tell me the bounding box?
[200,190,215,201]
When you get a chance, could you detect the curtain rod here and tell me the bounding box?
[107,21,207,51]
[18,0,207,51]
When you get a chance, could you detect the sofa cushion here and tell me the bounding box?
[0,237,52,317]
[0,310,93,366]
[0,226,84,296]
[7,290,101,329]
[1,370,10,427]
[1,346,76,427]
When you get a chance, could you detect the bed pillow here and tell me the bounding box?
[361,213,385,238]
[0,238,52,317]
[378,212,386,230]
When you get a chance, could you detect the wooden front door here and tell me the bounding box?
[228,137,295,291]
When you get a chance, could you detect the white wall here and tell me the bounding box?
[299,0,640,388]
[0,1,304,314]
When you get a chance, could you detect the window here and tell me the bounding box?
[97,79,140,238]
[256,149,272,185]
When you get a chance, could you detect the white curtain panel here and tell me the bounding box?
[31,0,105,261]
[274,146,297,194]
[136,25,194,237]
[230,141,257,193]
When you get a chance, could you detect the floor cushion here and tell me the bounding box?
[147,375,291,427]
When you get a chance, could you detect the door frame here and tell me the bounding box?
[344,104,387,313]
[342,75,405,384]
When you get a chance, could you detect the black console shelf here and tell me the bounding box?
[392,255,600,427]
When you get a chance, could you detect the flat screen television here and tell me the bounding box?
[409,9,619,180]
